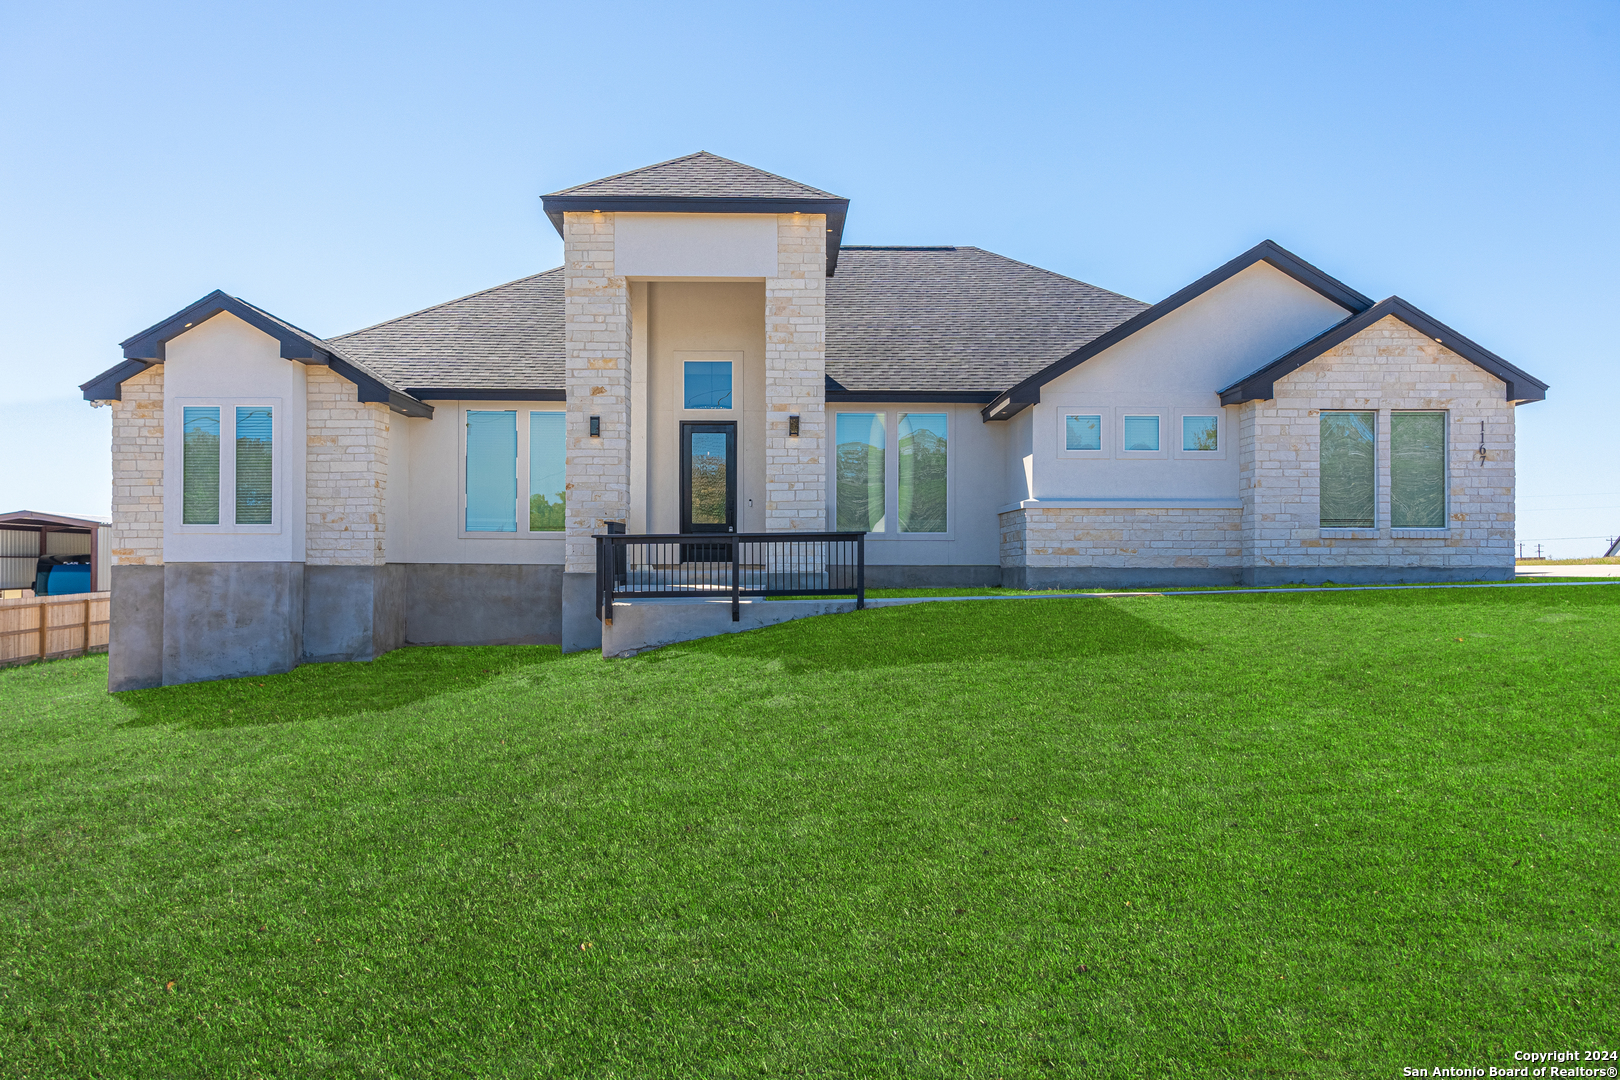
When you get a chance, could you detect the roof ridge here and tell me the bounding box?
[333,267,563,340]
[547,150,840,199]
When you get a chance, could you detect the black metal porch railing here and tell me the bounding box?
[594,531,866,624]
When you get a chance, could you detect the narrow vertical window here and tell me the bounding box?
[683,361,733,409]
[182,406,221,525]
[1122,415,1160,451]
[1391,412,1446,528]
[898,413,947,533]
[465,410,517,532]
[234,406,273,525]
[529,411,566,532]
[1320,411,1376,528]
[1182,415,1218,452]
[835,413,886,532]
[1065,415,1101,451]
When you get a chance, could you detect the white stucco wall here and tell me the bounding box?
[1028,262,1352,506]
[160,312,307,563]
[398,400,566,564]
[614,213,778,278]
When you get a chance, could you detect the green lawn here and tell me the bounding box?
[1,587,1615,1078]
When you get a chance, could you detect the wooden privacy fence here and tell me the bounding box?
[0,592,110,667]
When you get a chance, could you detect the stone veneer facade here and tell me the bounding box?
[305,367,390,566]
[764,214,827,532]
[563,211,631,574]
[999,316,1518,586]
[1238,315,1514,576]
[108,365,165,566]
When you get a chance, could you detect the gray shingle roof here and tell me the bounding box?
[328,247,1145,399]
[546,151,841,201]
[826,247,1146,395]
[331,270,564,394]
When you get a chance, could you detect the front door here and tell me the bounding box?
[680,422,736,559]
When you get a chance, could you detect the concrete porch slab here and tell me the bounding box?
[601,597,857,658]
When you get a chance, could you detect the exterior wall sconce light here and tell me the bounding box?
[589,415,600,437]
[788,414,800,437]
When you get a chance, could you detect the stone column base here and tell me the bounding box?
[303,564,405,662]
[108,564,165,692]
[561,572,602,654]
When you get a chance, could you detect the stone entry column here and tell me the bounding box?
[561,211,631,652]
[764,213,827,532]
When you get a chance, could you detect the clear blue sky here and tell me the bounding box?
[3,0,1615,556]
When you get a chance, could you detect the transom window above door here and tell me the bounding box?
[683,361,733,409]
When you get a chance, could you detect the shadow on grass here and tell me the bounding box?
[672,594,1194,672]
[118,645,562,730]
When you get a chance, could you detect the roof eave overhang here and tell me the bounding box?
[541,195,850,277]
[980,240,1376,422]
[1217,297,1549,405]
[87,291,432,417]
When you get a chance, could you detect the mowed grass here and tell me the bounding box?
[1,588,1615,1078]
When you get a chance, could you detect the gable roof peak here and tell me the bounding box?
[545,150,842,201]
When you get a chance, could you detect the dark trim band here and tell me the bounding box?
[981,240,1375,421]
[1218,296,1548,404]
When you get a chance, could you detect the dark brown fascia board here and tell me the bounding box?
[540,195,850,277]
[979,240,1376,422]
[826,390,999,404]
[1218,296,1549,405]
[88,290,432,418]
[407,388,567,402]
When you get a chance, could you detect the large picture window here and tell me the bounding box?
[1391,412,1446,528]
[529,411,566,531]
[898,413,947,533]
[1320,411,1376,528]
[835,413,886,532]
[465,410,518,532]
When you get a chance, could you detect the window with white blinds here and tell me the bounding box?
[179,403,275,528]
[234,407,274,525]
[182,407,221,525]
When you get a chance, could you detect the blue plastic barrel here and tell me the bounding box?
[46,563,92,595]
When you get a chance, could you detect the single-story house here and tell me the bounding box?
[82,152,1547,689]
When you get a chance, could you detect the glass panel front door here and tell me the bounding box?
[680,422,737,546]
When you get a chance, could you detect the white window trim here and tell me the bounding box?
[1115,407,1169,459]
[828,408,956,540]
[1318,408,1380,534]
[1056,410,1110,458]
[1389,409,1450,533]
[169,396,283,534]
[1172,410,1227,460]
[457,405,569,540]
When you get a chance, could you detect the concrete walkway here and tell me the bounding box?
[1514,563,1620,578]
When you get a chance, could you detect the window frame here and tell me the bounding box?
[457,404,569,540]
[170,396,283,534]
[681,359,735,411]
[1389,409,1449,532]
[828,408,955,539]
[1057,411,1109,458]
[1173,411,1226,460]
[1318,409,1379,531]
[1116,407,1168,459]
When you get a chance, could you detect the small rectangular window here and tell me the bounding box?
[466,410,517,532]
[1122,415,1159,452]
[182,406,221,525]
[1065,415,1101,451]
[1182,415,1218,452]
[529,411,566,532]
[1320,411,1376,528]
[835,413,886,532]
[898,413,947,533]
[1391,412,1446,528]
[234,406,273,525]
[683,361,733,409]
